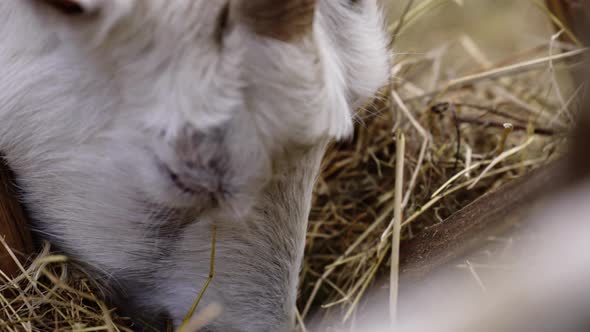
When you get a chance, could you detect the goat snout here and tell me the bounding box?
[151,122,269,218]
[152,126,227,208]
[160,160,221,198]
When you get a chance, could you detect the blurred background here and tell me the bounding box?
[387,0,554,61]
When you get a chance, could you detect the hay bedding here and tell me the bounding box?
[0,2,580,331]
[298,43,572,327]
[0,241,133,331]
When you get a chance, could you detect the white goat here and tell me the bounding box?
[0,0,389,330]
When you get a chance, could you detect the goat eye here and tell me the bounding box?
[42,0,86,15]
[214,3,230,46]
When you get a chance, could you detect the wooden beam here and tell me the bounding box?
[0,157,34,278]
[399,160,565,281]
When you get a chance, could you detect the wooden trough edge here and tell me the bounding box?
[398,159,565,282]
[0,156,34,277]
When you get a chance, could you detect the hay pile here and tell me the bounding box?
[297,5,580,327]
[0,241,132,331]
[0,1,582,331]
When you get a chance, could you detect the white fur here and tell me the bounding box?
[0,0,389,330]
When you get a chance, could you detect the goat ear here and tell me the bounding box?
[39,0,103,15]
[234,0,317,42]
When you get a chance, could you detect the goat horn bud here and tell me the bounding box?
[234,0,316,42]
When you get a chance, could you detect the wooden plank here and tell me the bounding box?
[398,160,565,281]
[0,157,34,278]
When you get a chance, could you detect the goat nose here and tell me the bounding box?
[170,126,228,194]
[182,167,221,193]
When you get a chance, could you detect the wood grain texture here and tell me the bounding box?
[0,157,34,278]
[398,161,565,282]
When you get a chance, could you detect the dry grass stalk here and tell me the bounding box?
[178,224,217,332]
[389,130,405,325]
[0,239,132,332]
